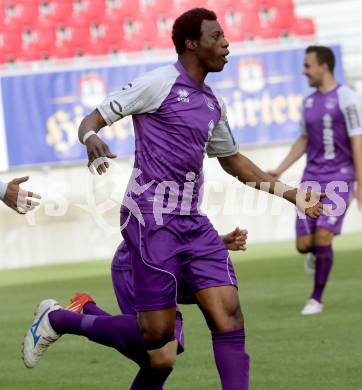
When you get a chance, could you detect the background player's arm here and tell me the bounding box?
[268,135,307,178]
[218,153,324,218]
[351,135,362,209]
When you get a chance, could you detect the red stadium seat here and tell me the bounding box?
[256,25,281,40]
[88,22,124,53]
[38,0,73,27]
[104,0,139,22]
[0,4,5,24]
[71,0,106,24]
[140,0,169,16]
[289,17,315,36]
[238,0,263,7]
[3,2,39,28]
[48,44,77,59]
[172,0,207,14]
[0,29,22,63]
[221,8,261,41]
[261,0,294,8]
[121,19,152,52]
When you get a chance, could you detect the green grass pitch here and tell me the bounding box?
[1,233,361,389]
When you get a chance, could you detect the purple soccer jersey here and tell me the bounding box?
[98,60,238,217]
[97,60,239,312]
[300,84,362,183]
[296,84,362,236]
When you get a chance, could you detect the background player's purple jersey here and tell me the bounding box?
[300,84,362,182]
[98,61,237,215]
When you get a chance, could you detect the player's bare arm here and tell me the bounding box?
[221,227,248,251]
[0,176,41,214]
[351,134,362,209]
[78,109,117,175]
[268,135,307,178]
[218,153,325,218]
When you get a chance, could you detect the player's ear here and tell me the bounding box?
[185,38,198,51]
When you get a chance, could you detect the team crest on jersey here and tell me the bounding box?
[305,97,314,108]
[204,95,215,111]
[177,89,190,103]
[325,97,337,110]
[80,74,106,108]
[237,58,265,93]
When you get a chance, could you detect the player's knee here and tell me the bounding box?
[315,229,334,246]
[296,235,314,253]
[141,325,175,351]
[296,240,313,253]
[214,303,244,332]
[148,341,177,369]
[296,244,310,254]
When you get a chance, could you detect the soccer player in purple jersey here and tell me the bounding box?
[23,9,325,389]
[268,46,362,315]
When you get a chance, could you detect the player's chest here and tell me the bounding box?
[304,95,343,130]
[159,87,221,140]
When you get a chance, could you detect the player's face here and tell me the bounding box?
[195,19,229,72]
[303,52,324,87]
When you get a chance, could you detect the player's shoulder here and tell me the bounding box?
[137,64,180,86]
[302,90,318,109]
[304,90,318,102]
[336,84,360,103]
[205,84,225,111]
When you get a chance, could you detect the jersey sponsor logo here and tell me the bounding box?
[345,104,361,129]
[325,97,337,110]
[322,114,336,160]
[110,100,123,117]
[177,89,190,103]
[305,97,314,108]
[204,95,215,111]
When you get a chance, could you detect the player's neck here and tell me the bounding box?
[317,75,338,94]
[178,56,208,86]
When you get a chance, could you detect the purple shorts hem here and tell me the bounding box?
[135,302,177,313]
[190,281,238,295]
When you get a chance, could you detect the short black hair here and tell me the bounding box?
[306,45,335,73]
[172,8,217,55]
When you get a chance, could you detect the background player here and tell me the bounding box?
[23,9,325,390]
[268,45,362,315]
[0,176,41,214]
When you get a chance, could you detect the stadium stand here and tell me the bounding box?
[0,0,315,64]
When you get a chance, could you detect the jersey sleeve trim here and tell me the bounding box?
[206,92,239,158]
[337,85,362,137]
[0,180,7,200]
[97,65,179,126]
